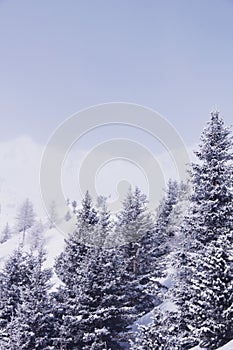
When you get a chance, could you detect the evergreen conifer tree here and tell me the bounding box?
[173,112,233,348]
[16,198,35,245]
[1,250,54,349]
[131,112,233,349]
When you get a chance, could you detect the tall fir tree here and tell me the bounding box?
[173,111,233,348]
[131,112,233,349]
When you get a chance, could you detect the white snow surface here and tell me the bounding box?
[217,340,233,350]
[190,339,233,349]
[131,310,154,333]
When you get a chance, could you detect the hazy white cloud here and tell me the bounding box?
[0,137,43,224]
[0,136,197,226]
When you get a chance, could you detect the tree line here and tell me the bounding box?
[0,111,233,349]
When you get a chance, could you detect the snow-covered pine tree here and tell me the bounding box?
[48,200,58,229]
[55,191,99,286]
[28,220,44,249]
[116,187,156,275]
[167,181,190,243]
[75,190,99,245]
[0,249,32,331]
[131,112,233,349]
[135,180,181,282]
[54,192,141,349]
[95,197,113,247]
[16,198,35,245]
[130,307,195,350]
[190,240,233,348]
[173,111,233,348]
[115,187,162,319]
[0,249,54,349]
[54,246,136,349]
[156,179,179,238]
[56,192,98,282]
[185,111,233,245]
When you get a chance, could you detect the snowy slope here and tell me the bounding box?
[217,340,233,350]
[190,339,233,350]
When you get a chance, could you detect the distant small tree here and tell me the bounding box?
[28,220,44,249]
[48,200,58,229]
[96,195,108,209]
[16,198,35,245]
[71,200,77,213]
[64,210,72,222]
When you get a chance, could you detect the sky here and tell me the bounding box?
[0,0,232,145]
[0,0,232,221]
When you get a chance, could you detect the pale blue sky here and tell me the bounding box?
[0,0,232,145]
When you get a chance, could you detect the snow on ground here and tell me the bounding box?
[43,228,65,290]
[0,233,22,268]
[131,310,154,333]
[131,252,178,333]
[190,339,233,350]
[159,300,178,312]
[217,340,233,349]
[156,266,175,289]
[131,300,178,333]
